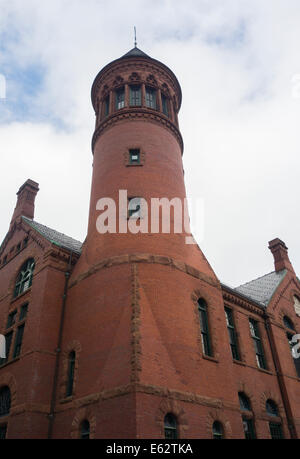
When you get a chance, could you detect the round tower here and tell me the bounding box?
[75,46,216,280]
[59,47,234,440]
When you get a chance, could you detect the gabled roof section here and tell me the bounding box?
[22,216,82,255]
[234,270,287,307]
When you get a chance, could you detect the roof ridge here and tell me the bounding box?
[22,216,82,242]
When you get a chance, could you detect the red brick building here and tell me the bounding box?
[0,47,300,439]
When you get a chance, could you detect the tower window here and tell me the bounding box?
[197,298,212,357]
[145,87,156,109]
[13,324,25,358]
[104,95,110,116]
[130,85,141,106]
[14,258,35,298]
[225,307,240,360]
[164,413,178,439]
[128,197,142,219]
[129,149,140,165]
[66,351,76,397]
[249,318,266,369]
[161,94,169,117]
[80,420,90,439]
[116,87,125,110]
[212,421,224,439]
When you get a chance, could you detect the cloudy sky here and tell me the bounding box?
[0,0,300,287]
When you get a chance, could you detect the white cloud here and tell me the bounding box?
[1,0,300,286]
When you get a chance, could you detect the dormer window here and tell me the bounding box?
[130,85,141,106]
[115,87,125,110]
[145,87,156,109]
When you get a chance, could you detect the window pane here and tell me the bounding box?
[212,421,223,439]
[128,197,141,218]
[129,149,140,164]
[6,311,17,329]
[266,400,278,417]
[146,87,156,109]
[269,423,283,439]
[162,94,169,116]
[0,332,13,366]
[66,351,76,397]
[164,413,177,439]
[242,417,256,439]
[0,424,7,439]
[13,325,25,358]
[0,387,11,417]
[81,420,90,439]
[116,88,125,109]
[19,304,28,321]
[239,393,251,411]
[130,86,141,106]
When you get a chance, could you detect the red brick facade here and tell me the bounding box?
[0,48,300,439]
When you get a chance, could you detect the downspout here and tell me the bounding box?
[263,313,298,439]
[47,250,73,439]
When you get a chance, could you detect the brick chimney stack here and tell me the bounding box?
[268,238,294,273]
[10,179,39,229]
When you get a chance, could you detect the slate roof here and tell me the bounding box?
[234,270,287,307]
[121,47,150,59]
[22,216,82,254]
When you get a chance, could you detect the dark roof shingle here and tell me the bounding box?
[22,216,82,254]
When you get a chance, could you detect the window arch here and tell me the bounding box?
[0,386,11,417]
[212,421,224,439]
[66,351,76,397]
[197,298,212,357]
[80,420,90,439]
[14,258,35,298]
[164,413,178,439]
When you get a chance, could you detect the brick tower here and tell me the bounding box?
[52,46,240,439]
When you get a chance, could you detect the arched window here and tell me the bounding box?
[164,413,178,439]
[266,400,283,439]
[66,351,76,397]
[283,316,294,331]
[14,258,35,298]
[238,392,251,411]
[80,420,90,439]
[197,298,212,357]
[0,386,11,417]
[238,392,256,439]
[212,421,224,439]
[266,399,279,417]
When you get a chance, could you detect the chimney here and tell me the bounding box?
[10,179,39,229]
[268,238,294,273]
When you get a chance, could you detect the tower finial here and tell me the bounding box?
[134,26,137,48]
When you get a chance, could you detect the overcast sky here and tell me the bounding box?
[0,0,300,287]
